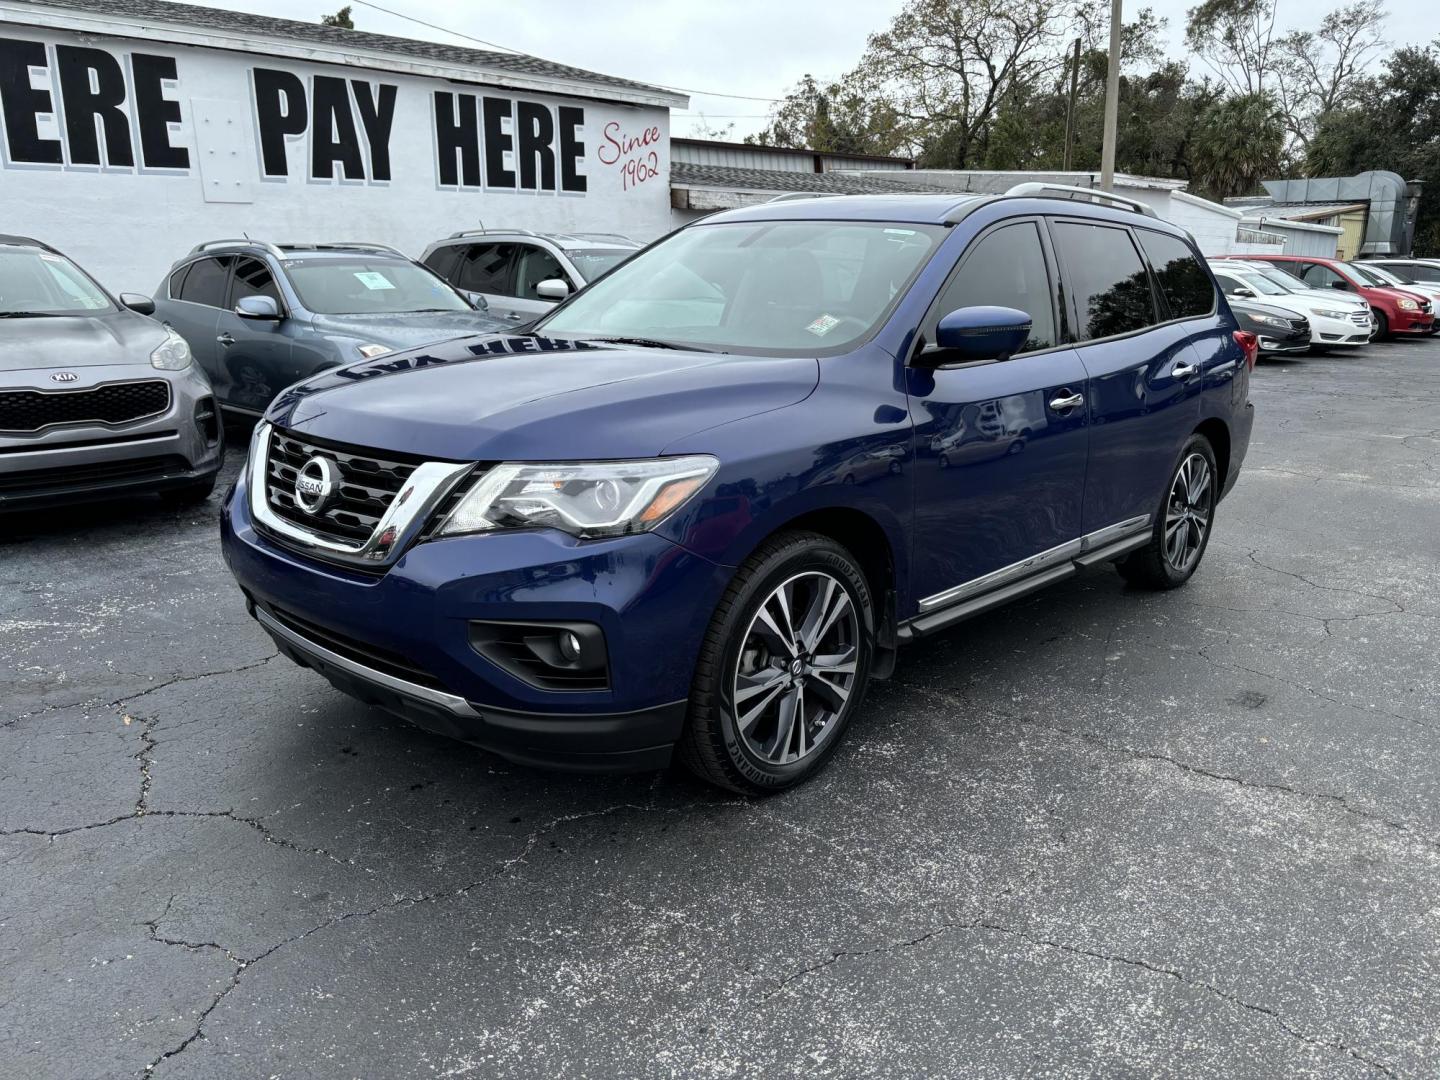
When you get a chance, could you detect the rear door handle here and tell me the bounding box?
[1048,391,1084,412]
[1172,362,1199,378]
[216,333,235,346]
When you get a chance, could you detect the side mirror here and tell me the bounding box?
[235,295,281,320]
[461,290,489,311]
[916,306,1032,367]
[1330,280,1350,290]
[1232,287,1255,298]
[120,292,155,316]
[536,278,570,302]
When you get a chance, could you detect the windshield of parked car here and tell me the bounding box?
[1229,270,1288,296]
[1248,264,1311,292]
[536,220,946,355]
[282,258,473,315]
[1353,264,1411,287]
[567,249,632,282]
[0,247,114,316]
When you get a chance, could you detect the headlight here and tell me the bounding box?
[149,328,192,370]
[357,343,391,359]
[1397,298,1419,311]
[1314,308,1351,320]
[438,456,719,539]
[1251,314,1290,329]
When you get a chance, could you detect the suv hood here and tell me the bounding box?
[310,310,508,351]
[267,334,820,461]
[0,310,166,374]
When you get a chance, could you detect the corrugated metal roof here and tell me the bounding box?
[670,161,956,195]
[18,0,681,101]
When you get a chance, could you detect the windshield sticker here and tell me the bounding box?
[806,314,842,337]
[883,228,918,236]
[353,271,396,290]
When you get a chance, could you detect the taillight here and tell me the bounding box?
[1233,330,1258,371]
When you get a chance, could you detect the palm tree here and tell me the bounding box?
[1191,92,1285,200]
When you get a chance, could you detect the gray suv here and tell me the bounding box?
[151,241,504,415]
[1,235,222,509]
[420,229,640,325]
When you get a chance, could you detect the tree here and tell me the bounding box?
[321,6,354,29]
[1309,43,1440,253]
[687,115,736,141]
[1185,0,1278,95]
[850,0,1101,167]
[1273,0,1387,151]
[1189,91,1286,199]
[749,74,905,156]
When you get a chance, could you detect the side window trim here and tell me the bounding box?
[1046,216,1162,346]
[915,215,1066,360]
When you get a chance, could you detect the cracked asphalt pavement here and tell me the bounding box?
[3,339,1438,1079]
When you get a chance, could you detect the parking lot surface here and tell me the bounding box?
[3,339,1438,1079]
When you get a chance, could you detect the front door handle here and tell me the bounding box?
[1049,391,1084,412]
[216,333,235,346]
[1172,361,1199,378]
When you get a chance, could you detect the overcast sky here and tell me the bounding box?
[222,0,1423,141]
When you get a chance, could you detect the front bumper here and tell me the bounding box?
[221,464,731,771]
[0,363,222,509]
[1306,312,1371,346]
[1390,310,1435,334]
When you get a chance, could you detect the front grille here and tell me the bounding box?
[263,428,425,545]
[0,454,189,496]
[0,380,170,433]
[259,601,451,693]
[1350,311,1370,325]
[1289,317,1310,334]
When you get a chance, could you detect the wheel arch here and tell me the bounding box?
[1194,416,1231,489]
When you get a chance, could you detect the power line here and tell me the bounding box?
[347,0,785,102]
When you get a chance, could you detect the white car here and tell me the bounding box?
[1210,260,1373,347]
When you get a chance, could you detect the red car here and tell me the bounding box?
[1229,255,1435,340]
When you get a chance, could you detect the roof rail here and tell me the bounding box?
[766,192,834,203]
[564,232,641,246]
[189,238,287,257]
[276,242,410,258]
[446,226,540,239]
[1004,182,1159,219]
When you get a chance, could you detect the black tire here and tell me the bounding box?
[677,531,874,794]
[1371,309,1389,340]
[1116,435,1218,591]
[158,473,218,506]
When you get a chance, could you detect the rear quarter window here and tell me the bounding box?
[1051,221,1158,340]
[1137,230,1215,319]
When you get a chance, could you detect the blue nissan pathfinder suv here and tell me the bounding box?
[221,185,1255,793]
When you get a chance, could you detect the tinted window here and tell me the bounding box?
[1300,263,1346,289]
[178,257,231,307]
[1138,230,1214,318]
[455,243,516,295]
[1052,222,1157,340]
[422,245,461,282]
[230,257,282,308]
[514,245,570,300]
[168,265,190,298]
[928,221,1056,353]
[1405,263,1440,282]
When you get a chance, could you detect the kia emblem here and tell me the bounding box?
[51,371,79,383]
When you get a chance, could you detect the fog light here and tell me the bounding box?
[559,630,582,661]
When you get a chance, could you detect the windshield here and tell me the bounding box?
[283,258,472,315]
[1249,264,1310,291]
[536,220,946,355]
[1356,264,1411,286]
[1233,271,1287,296]
[568,249,632,282]
[0,247,113,315]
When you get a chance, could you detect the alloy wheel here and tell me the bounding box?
[732,571,860,766]
[1164,452,1213,573]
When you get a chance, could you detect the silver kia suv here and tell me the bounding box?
[0,236,223,510]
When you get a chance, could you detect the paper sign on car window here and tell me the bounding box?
[806,314,841,336]
[354,272,395,290]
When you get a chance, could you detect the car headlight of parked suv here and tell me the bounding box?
[150,327,193,370]
[1397,298,1420,311]
[438,456,719,539]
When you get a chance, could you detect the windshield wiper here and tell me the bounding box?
[0,310,63,318]
[584,336,711,352]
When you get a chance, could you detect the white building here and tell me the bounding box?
[0,0,687,292]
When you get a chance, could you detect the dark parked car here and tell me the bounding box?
[222,185,1255,793]
[1,235,222,509]
[1228,297,1310,356]
[151,240,504,415]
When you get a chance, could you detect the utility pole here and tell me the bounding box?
[1062,37,1081,172]
[1099,0,1122,191]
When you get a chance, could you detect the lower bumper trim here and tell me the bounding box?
[252,602,687,772]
